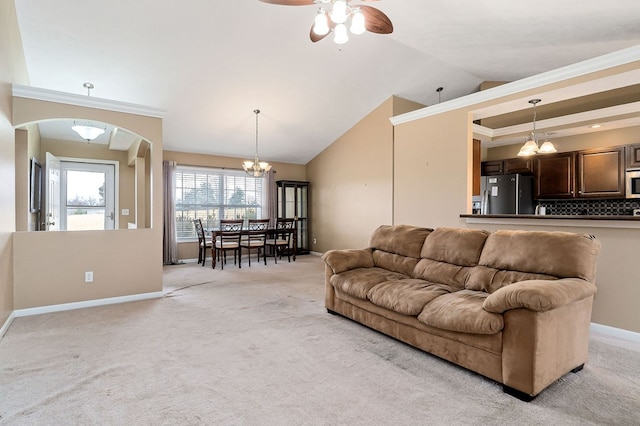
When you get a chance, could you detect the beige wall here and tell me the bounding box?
[307,96,425,253]
[485,125,640,160]
[163,149,307,261]
[390,61,640,333]
[394,108,471,228]
[12,97,163,309]
[40,138,136,230]
[1,0,29,327]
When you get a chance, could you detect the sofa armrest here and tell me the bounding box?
[321,248,374,274]
[483,278,597,314]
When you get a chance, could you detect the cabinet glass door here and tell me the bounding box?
[276,180,310,255]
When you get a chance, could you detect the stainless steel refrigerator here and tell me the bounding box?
[479,174,534,215]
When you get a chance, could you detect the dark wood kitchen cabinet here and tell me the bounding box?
[480,160,503,176]
[535,152,575,199]
[504,157,534,174]
[627,143,640,169]
[576,146,625,198]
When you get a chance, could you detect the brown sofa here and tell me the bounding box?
[322,225,601,400]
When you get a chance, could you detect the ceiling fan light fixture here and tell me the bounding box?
[334,23,349,44]
[330,0,348,24]
[350,9,365,35]
[71,121,106,141]
[313,9,330,35]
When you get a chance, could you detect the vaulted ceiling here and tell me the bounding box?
[13,0,640,163]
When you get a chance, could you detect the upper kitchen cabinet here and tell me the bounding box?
[627,143,640,169]
[504,157,534,175]
[481,158,534,176]
[480,160,504,176]
[576,146,625,198]
[535,152,575,199]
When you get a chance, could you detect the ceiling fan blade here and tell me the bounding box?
[360,5,393,34]
[310,24,330,43]
[258,0,315,5]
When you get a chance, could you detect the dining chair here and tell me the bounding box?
[240,219,270,266]
[193,218,212,267]
[213,219,244,269]
[265,218,295,263]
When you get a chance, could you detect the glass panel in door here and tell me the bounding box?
[61,162,116,230]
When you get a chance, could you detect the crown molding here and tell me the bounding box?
[12,84,166,118]
[390,44,640,126]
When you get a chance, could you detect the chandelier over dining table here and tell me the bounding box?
[242,109,272,177]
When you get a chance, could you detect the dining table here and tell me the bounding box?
[206,227,297,268]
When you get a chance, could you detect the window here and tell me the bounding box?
[175,166,266,239]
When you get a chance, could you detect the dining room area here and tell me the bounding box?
[162,153,310,268]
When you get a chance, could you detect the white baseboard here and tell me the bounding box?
[0,311,16,339]
[590,322,640,344]
[12,291,164,318]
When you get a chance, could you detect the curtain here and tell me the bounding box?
[163,160,179,265]
[266,169,278,227]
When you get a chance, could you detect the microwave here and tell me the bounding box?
[626,169,640,198]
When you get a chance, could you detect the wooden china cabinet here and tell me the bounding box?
[276,180,309,255]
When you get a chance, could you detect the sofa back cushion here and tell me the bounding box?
[369,224,433,258]
[373,251,420,277]
[412,259,473,290]
[465,265,558,293]
[412,228,489,289]
[420,228,490,266]
[469,230,601,293]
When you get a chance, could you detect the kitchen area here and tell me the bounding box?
[466,79,640,223]
[469,142,640,220]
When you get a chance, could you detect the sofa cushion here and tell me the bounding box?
[373,250,420,276]
[369,224,433,258]
[330,267,408,300]
[466,265,558,294]
[420,227,489,267]
[366,279,452,316]
[412,258,473,291]
[478,230,601,282]
[417,290,504,335]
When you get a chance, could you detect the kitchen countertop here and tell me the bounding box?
[460,214,640,221]
[460,213,640,229]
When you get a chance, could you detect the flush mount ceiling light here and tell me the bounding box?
[71,83,106,141]
[517,99,558,157]
[259,0,393,45]
[72,121,106,141]
[243,109,272,178]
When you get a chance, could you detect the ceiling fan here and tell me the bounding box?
[259,0,393,44]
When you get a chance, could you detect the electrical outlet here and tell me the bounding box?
[122,209,130,216]
[313,238,317,244]
[85,271,94,283]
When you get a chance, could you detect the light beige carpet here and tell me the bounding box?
[1,255,639,425]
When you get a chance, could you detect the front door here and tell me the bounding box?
[44,152,60,231]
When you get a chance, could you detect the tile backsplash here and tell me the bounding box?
[537,199,640,216]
